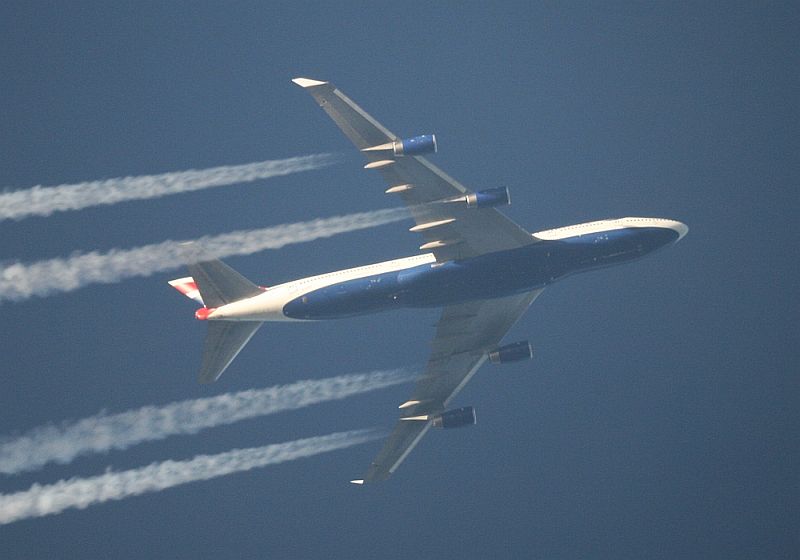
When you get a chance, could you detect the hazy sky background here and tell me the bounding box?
[1,2,797,558]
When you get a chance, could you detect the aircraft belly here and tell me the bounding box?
[280,228,679,321]
[551,227,680,274]
[282,271,406,319]
[282,249,552,320]
[398,260,545,307]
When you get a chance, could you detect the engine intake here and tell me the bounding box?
[489,340,533,364]
[432,406,477,429]
[466,187,511,208]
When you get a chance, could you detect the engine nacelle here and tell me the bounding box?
[432,406,477,429]
[466,187,511,209]
[489,340,533,364]
[394,134,437,156]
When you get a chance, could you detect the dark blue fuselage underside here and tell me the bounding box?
[283,227,678,320]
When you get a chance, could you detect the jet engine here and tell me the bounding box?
[432,406,477,429]
[363,134,437,157]
[393,134,437,156]
[436,187,511,209]
[489,340,533,364]
[466,187,511,208]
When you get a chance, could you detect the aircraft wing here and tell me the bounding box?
[292,78,537,261]
[357,288,544,483]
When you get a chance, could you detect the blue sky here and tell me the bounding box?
[1,2,797,558]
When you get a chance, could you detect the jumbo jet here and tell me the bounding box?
[169,78,688,483]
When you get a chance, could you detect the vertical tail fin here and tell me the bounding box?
[168,277,205,305]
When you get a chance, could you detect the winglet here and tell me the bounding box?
[350,479,365,485]
[292,77,328,88]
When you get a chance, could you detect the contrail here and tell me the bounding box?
[0,206,409,303]
[0,369,412,476]
[0,154,337,222]
[0,429,379,525]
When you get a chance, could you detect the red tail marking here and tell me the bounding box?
[195,307,216,321]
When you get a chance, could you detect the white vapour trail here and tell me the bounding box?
[0,369,412,476]
[0,429,379,525]
[0,154,337,222]
[0,206,408,303]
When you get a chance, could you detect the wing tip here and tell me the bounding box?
[291,77,328,88]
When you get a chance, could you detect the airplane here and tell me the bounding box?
[169,77,688,484]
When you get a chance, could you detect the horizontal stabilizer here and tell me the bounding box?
[187,259,263,309]
[199,321,262,383]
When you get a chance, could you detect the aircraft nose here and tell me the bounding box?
[665,220,689,241]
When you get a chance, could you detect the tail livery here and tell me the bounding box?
[167,277,204,306]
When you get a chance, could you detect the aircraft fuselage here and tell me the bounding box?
[205,217,687,323]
